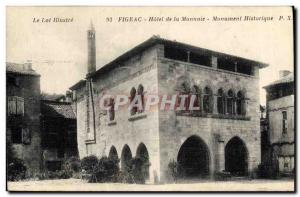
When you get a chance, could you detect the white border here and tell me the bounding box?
[1,1,298,196]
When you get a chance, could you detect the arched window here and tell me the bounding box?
[177,81,190,111]
[236,91,246,115]
[227,90,235,115]
[191,85,201,111]
[217,88,225,114]
[203,86,213,113]
[137,84,145,113]
[108,98,115,121]
[130,87,137,115]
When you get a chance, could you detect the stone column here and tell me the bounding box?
[213,95,218,114]
[218,140,225,172]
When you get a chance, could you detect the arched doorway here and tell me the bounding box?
[177,135,210,178]
[225,136,248,176]
[121,144,132,172]
[136,143,150,180]
[108,146,119,161]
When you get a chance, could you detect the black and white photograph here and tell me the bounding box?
[5,6,295,192]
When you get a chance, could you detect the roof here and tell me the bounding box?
[87,36,268,79]
[41,93,65,101]
[69,79,86,90]
[41,100,76,119]
[6,62,40,76]
[264,72,294,89]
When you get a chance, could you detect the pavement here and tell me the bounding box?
[7,178,295,192]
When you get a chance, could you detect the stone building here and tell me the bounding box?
[263,71,294,175]
[41,99,78,172]
[6,62,78,175]
[70,24,267,183]
[6,62,42,175]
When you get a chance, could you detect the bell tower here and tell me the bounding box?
[87,21,96,74]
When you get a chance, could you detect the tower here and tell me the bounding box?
[87,21,96,74]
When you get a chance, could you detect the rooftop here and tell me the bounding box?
[6,62,40,76]
[264,72,294,89]
[70,36,268,90]
[41,100,76,119]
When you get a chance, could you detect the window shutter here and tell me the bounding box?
[7,97,16,115]
[16,97,24,115]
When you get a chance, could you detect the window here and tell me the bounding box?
[108,98,115,121]
[203,86,213,113]
[282,111,287,134]
[217,89,225,114]
[191,85,201,111]
[11,126,22,144]
[227,90,235,115]
[7,96,24,116]
[237,60,253,76]
[164,46,188,62]
[218,57,236,72]
[137,84,145,113]
[236,91,246,115]
[7,76,19,86]
[189,52,211,67]
[130,87,137,115]
[177,82,190,111]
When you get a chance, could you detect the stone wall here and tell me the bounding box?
[7,73,42,176]
[268,95,294,143]
[74,42,263,182]
[157,46,261,181]
[74,45,161,182]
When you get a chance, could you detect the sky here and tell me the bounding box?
[6,7,294,105]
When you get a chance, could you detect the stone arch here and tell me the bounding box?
[121,144,132,172]
[225,136,249,176]
[136,143,150,180]
[177,135,210,178]
[108,146,119,160]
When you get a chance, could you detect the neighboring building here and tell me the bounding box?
[41,99,78,172]
[70,24,267,183]
[263,71,294,175]
[7,62,78,175]
[6,62,42,176]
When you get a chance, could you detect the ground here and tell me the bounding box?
[7,179,294,192]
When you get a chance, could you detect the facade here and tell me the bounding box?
[263,71,294,175]
[6,62,42,175]
[41,99,78,172]
[70,25,267,183]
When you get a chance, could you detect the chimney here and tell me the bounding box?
[66,90,72,102]
[23,60,32,70]
[279,70,291,79]
[87,21,96,74]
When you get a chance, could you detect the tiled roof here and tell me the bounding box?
[41,100,76,119]
[264,72,294,88]
[6,62,40,76]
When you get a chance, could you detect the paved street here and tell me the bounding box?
[7,178,294,192]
